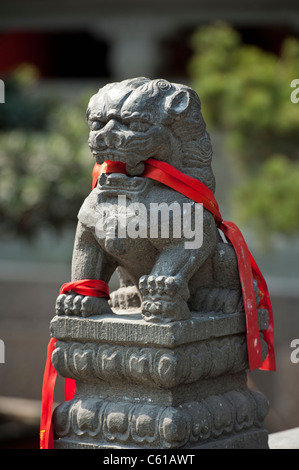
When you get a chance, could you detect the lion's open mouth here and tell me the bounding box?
[91,149,148,177]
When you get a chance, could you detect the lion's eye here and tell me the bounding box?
[90,121,104,131]
[129,121,151,132]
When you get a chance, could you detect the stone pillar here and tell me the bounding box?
[51,308,269,449]
[92,18,178,79]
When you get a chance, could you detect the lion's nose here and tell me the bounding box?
[100,119,123,148]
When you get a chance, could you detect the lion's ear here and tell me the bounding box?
[165,90,190,116]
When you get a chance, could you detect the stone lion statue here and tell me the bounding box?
[56,77,247,323]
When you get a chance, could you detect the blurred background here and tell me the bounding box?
[0,0,299,449]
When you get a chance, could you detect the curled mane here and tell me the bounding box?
[169,85,215,192]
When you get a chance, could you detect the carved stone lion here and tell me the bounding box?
[56,77,247,323]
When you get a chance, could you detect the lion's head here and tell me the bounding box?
[86,77,215,191]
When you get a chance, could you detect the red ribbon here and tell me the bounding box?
[40,337,58,449]
[92,158,275,372]
[40,279,110,449]
[60,278,110,299]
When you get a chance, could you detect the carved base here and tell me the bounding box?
[53,391,269,449]
[54,430,269,450]
[50,310,270,449]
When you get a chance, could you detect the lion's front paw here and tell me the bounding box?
[55,293,113,317]
[109,285,141,310]
[139,275,190,322]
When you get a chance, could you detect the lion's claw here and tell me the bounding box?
[139,274,190,322]
[55,292,112,317]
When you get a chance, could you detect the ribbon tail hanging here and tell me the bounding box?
[249,252,276,371]
[40,337,57,449]
[219,221,275,371]
[40,339,77,449]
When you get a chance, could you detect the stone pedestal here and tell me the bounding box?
[50,309,270,449]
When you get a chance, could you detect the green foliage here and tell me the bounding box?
[0,67,95,238]
[0,64,56,130]
[189,22,299,236]
[232,155,299,235]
